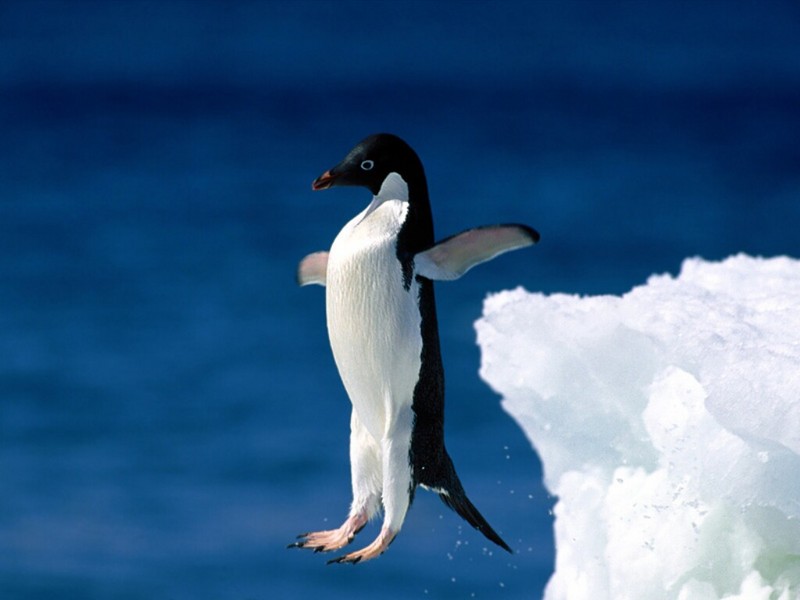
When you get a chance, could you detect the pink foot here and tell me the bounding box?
[289,512,367,553]
[328,526,397,564]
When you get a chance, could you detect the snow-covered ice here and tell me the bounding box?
[477,254,800,600]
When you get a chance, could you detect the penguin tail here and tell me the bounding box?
[433,457,512,553]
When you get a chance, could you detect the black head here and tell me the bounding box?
[312,133,427,197]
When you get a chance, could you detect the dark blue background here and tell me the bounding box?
[1,1,798,598]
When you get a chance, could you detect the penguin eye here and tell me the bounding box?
[360,160,374,171]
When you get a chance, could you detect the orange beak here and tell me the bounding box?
[311,170,337,191]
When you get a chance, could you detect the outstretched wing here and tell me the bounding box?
[414,224,539,281]
[297,251,329,286]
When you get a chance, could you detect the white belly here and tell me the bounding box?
[326,199,422,443]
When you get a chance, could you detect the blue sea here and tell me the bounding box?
[1,2,798,598]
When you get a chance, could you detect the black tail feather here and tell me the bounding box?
[431,455,512,553]
[438,485,512,553]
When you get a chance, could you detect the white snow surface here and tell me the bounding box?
[476,254,800,600]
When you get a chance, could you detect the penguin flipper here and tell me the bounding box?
[297,251,328,286]
[414,224,539,281]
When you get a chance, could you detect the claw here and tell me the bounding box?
[328,554,362,565]
[289,512,368,554]
[326,526,396,565]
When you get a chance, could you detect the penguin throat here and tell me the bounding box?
[375,172,409,203]
[361,172,409,222]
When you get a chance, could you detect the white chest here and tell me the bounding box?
[325,198,423,441]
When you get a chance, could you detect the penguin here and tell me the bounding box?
[290,133,539,564]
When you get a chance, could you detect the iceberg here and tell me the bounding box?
[476,255,800,600]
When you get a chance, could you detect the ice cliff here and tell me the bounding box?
[477,255,800,600]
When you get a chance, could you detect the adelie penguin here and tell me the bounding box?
[290,133,539,564]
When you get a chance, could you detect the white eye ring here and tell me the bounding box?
[360,160,374,171]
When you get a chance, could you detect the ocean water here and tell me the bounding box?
[1,2,798,599]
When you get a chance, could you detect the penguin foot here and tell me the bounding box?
[288,512,367,553]
[328,526,396,565]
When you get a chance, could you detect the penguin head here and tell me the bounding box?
[312,133,425,197]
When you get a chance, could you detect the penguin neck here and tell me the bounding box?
[359,172,407,224]
[388,169,434,290]
[378,169,433,252]
[364,172,434,247]
[375,172,409,203]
